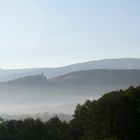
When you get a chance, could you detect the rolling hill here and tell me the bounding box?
[1,58,140,82]
[1,64,140,114]
[1,69,140,94]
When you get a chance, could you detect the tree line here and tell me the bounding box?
[0,86,140,140]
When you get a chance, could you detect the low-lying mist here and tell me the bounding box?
[0,69,140,120]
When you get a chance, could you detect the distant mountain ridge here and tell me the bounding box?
[1,69,140,114]
[50,69,140,88]
[2,69,140,89]
[1,58,140,82]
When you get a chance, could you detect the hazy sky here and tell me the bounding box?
[0,0,140,69]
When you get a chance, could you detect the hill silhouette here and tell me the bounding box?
[1,58,140,82]
[5,74,48,86]
[1,69,140,89]
[0,69,140,114]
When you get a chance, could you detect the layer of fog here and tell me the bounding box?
[0,85,129,116]
[0,90,99,114]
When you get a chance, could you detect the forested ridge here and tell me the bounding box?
[0,86,140,140]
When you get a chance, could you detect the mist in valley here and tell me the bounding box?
[0,66,140,121]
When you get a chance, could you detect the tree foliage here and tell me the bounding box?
[0,86,140,140]
[71,86,140,140]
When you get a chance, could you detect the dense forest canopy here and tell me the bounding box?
[0,86,140,140]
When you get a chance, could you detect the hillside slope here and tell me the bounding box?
[1,58,140,82]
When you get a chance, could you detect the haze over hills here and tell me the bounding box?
[50,69,140,87]
[1,58,140,114]
[1,58,140,82]
[2,69,140,89]
[1,69,140,114]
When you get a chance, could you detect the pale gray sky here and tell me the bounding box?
[0,0,140,69]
